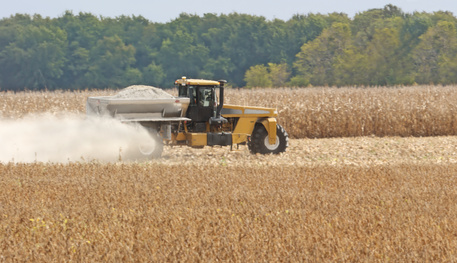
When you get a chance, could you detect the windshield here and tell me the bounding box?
[178,85,216,107]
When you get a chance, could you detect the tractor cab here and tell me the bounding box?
[175,77,227,131]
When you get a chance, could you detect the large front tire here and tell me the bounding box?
[248,124,288,154]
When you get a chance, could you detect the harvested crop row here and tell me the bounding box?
[1,162,457,261]
[157,136,457,167]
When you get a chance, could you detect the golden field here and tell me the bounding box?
[1,86,457,261]
[1,153,457,261]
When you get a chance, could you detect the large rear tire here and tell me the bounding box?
[248,124,288,154]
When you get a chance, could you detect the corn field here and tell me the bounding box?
[2,85,457,138]
[1,86,457,261]
[224,86,457,138]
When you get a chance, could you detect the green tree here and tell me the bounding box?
[55,11,104,89]
[364,27,402,85]
[401,12,433,44]
[56,11,102,49]
[332,47,367,86]
[84,35,137,88]
[244,64,272,88]
[352,5,403,50]
[221,14,271,86]
[2,7,457,90]
[268,63,291,87]
[202,56,235,81]
[294,22,352,86]
[0,24,67,90]
[285,13,332,70]
[412,21,457,84]
[142,62,166,86]
[154,29,209,83]
[244,63,290,88]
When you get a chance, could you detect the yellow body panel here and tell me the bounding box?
[171,132,249,147]
[232,117,258,134]
[232,133,249,144]
[222,105,278,145]
[172,133,187,141]
[186,133,207,147]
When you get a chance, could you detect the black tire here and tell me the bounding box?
[248,124,288,154]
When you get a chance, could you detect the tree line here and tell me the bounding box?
[0,5,456,91]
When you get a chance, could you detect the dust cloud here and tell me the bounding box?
[0,114,153,163]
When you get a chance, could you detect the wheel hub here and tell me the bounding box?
[264,135,280,151]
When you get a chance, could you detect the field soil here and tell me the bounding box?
[159,136,457,167]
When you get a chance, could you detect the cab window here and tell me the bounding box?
[198,87,214,107]
[178,85,188,97]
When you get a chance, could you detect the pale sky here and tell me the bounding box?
[1,0,456,23]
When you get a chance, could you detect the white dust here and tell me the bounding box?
[0,113,153,163]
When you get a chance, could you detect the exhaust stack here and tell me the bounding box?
[210,80,228,125]
[216,80,226,118]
